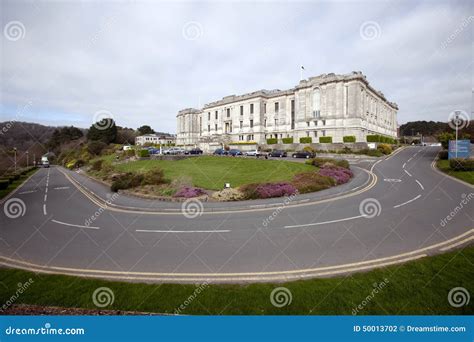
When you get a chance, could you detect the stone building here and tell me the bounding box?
[176,72,398,150]
[135,133,176,146]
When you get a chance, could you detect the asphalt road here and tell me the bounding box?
[1,146,473,283]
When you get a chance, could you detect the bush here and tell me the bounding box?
[319,136,333,143]
[143,168,165,185]
[377,143,392,155]
[438,150,449,160]
[303,146,316,154]
[87,141,108,156]
[449,158,474,171]
[299,137,312,144]
[358,148,383,157]
[343,136,356,143]
[110,173,144,192]
[318,166,353,184]
[138,149,150,158]
[90,159,104,172]
[291,172,335,194]
[266,138,278,145]
[0,177,12,185]
[310,157,350,169]
[239,182,297,199]
[0,180,9,190]
[282,137,294,144]
[174,186,206,198]
[367,135,396,144]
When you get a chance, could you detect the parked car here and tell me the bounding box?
[292,151,314,159]
[213,148,228,155]
[165,147,185,155]
[147,148,160,155]
[269,150,287,158]
[245,150,261,157]
[186,148,203,155]
[228,149,243,156]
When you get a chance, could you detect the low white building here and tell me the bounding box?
[135,134,176,146]
[176,72,398,149]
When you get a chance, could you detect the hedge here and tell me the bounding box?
[299,137,312,144]
[138,149,150,158]
[266,138,278,145]
[438,150,448,160]
[366,135,397,144]
[319,136,333,143]
[282,137,294,144]
[449,158,474,171]
[0,180,9,190]
[343,136,356,143]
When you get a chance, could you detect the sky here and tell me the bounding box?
[0,0,472,133]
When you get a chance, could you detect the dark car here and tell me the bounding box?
[186,148,203,155]
[228,149,243,156]
[269,150,287,158]
[213,148,228,155]
[291,151,314,159]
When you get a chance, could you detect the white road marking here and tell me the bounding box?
[54,186,70,190]
[393,194,421,208]
[415,179,424,190]
[44,194,47,202]
[440,236,474,251]
[51,219,100,230]
[384,179,402,183]
[45,188,48,193]
[404,169,412,177]
[43,204,47,216]
[402,163,406,168]
[136,229,230,233]
[18,190,37,195]
[408,157,413,162]
[283,215,366,229]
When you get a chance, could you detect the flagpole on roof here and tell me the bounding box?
[300,66,305,81]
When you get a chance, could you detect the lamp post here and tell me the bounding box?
[13,147,17,171]
[26,151,29,167]
[454,111,460,158]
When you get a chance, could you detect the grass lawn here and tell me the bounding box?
[112,156,314,190]
[436,159,474,185]
[0,168,38,199]
[1,246,473,315]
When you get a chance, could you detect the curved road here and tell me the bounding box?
[0,146,473,283]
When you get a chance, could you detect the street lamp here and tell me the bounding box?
[26,151,29,167]
[13,147,17,171]
[454,111,461,158]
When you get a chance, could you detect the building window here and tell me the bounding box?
[264,119,267,127]
[215,111,218,120]
[314,131,318,137]
[240,106,243,116]
[322,120,326,126]
[264,103,267,114]
[322,130,326,137]
[208,125,210,132]
[306,122,310,127]
[226,108,230,117]
[239,121,243,129]
[215,124,217,131]
[291,100,295,130]
[313,88,321,118]
[275,102,279,113]
[250,103,254,114]
[274,119,278,126]
[250,120,253,128]
[306,131,310,137]
[208,112,210,120]
[314,121,318,126]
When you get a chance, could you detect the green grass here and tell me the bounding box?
[436,159,474,185]
[112,156,314,190]
[0,168,39,199]
[1,246,473,315]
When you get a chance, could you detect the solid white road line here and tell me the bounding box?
[283,215,366,229]
[415,179,425,190]
[393,194,422,208]
[404,169,412,177]
[18,190,37,195]
[43,204,47,216]
[136,229,231,233]
[51,219,100,230]
[440,236,474,251]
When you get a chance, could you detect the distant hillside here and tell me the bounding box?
[0,121,57,150]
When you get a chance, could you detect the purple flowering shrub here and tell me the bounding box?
[318,166,353,184]
[174,186,206,198]
[291,172,335,194]
[240,182,297,199]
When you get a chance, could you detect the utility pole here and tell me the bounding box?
[13,147,17,171]
[26,151,29,167]
[454,111,460,158]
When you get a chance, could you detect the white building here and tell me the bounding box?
[176,72,398,149]
[135,134,176,146]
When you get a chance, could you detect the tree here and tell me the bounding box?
[437,132,455,149]
[87,119,117,144]
[48,126,83,150]
[137,125,155,135]
[116,127,137,145]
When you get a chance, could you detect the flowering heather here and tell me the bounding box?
[174,186,206,198]
[255,182,297,199]
[318,166,353,184]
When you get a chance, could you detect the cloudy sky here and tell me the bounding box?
[0,0,472,133]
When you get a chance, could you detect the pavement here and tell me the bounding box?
[0,146,472,283]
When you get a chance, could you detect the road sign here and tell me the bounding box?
[448,140,471,159]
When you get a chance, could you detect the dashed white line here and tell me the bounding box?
[136,229,230,234]
[283,215,366,229]
[44,194,47,202]
[404,169,412,177]
[415,179,425,190]
[43,204,47,216]
[393,194,421,208]
[408,157,413,162]
[402,163,406,169]
[51,219,100,230]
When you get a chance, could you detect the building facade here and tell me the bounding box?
[135,134,176,146]
[176,72,398,149]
